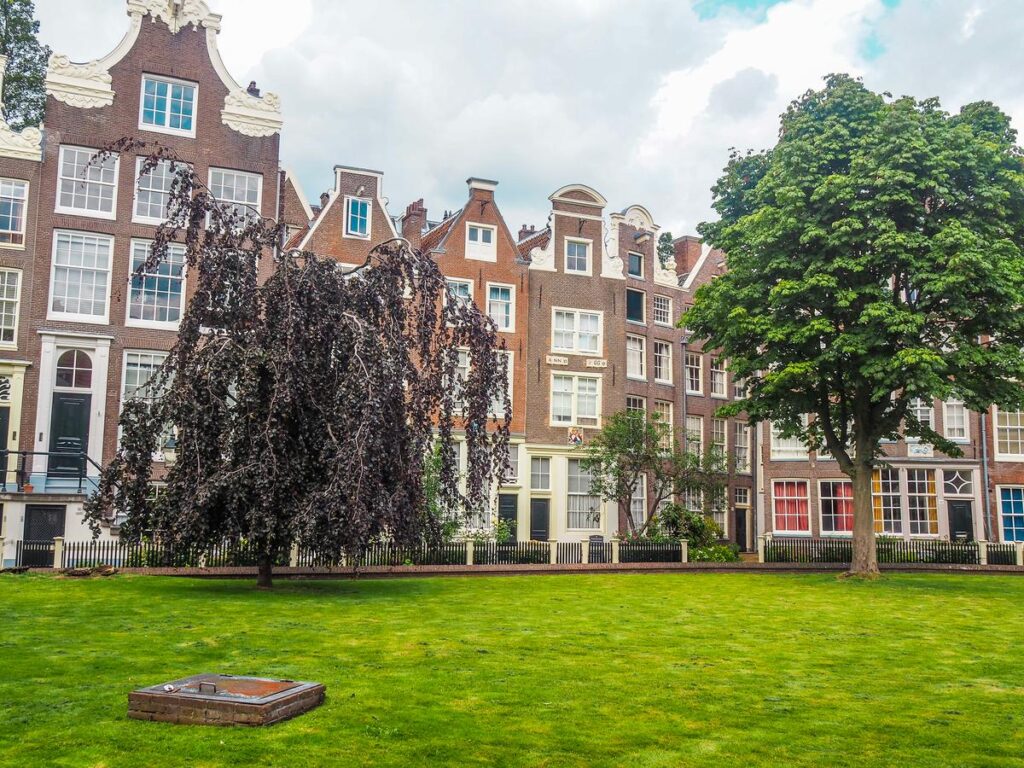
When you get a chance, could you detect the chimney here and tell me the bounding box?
[319,192,330,210]
[247,81,261,97]
[518,224,536,242]
[466,177,498,202]
[673,235,703,276]
[402,198,427,249]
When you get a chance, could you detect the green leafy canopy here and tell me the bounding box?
[686,74,1024,472]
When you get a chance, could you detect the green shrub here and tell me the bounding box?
[690,544,741,563]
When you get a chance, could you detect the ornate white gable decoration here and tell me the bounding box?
[601,221,624,280]
[45,0,282,138]
[527,218,556,272]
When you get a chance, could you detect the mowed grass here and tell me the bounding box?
[1,573,1023,768]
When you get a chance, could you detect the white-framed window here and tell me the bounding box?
[998,486,1024,542]
[872,468,902,535]
[906,397,934,441]
[943,469,973,496]
[995,408,1024,459]
[710,487,727,531]
[685,415,703,454]
[0,178,28,246]
[630,474,647,524]
[626,288,645,324]
[819,480,854,535]
[735,487,750,507]
[344,196,371,239]
[682,487,702,514]
[551,308,602,355]
[710,357,727,398]
[564,238,590,274]
[733,377,747,399]
[466,223,497,261]
[139,74,197,136]
[626,395,645,413]
[551,373,600,427]
[772,480,810,534]
[653,294,671,326]
[770,419,808,460]
[133,158,184,224]
[49,230,113,323]
[0,269,20,346]
[734,421,750,473]
[446,278,473,309]
[530,457,551,491]
[627,252,643,279]
[626,334,646,380]
[567,458,601,529]
[943,399,969,442]
[712,418,727,455]
[502,444,520,485]
[654,400,673,449]
[451,348,471,412]
[127,240,186,328]
[210,168,262,226]
[56,146,118,219]
[487,283,514,331]
[907,469,938,535]
[654,341,672,384]
[684,352,702,394]
[122,350,168,403]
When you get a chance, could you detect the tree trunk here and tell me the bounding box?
[256,553,274,589]
[848,465,880,578]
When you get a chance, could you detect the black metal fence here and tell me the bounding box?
[557,541,582,564]
[474,541,550,565]
[620,542,684,563]
[61,539,287,569]
[16,540,55,568]
[988,543,1018,566]
[765,537,992,565]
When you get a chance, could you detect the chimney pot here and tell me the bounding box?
[320,192,329,208]
[246,81,261,97]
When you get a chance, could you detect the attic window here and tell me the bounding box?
[466,223,497,262]
[345,197,370,239]
[140,75,197,137]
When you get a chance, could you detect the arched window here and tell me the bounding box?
[55,350,92,389]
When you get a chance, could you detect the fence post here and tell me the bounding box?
[289,543,299,568]
[581,540,589,565]
[0,536,4,568]
[757,535,768,563]
[549,540,557,565]
[466,540,474,566]
[978,540,988,566]
[611,539,620,564]
[52,536,64,569]
[681,539,689,564]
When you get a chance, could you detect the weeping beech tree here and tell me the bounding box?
[83,140,510,587]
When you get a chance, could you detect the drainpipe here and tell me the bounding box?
[980,408,993,541]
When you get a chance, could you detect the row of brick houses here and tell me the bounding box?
[0,0,1022,565]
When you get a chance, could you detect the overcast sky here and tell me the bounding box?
[34,0,1024,237]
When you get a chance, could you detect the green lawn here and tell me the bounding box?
[1,573,1023,767]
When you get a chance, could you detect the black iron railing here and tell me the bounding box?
[765,537,984,565]
[620,542,683,563]
[0,450,103,494]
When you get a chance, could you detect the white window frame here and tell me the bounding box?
[566,457,602,531]
[0,268,21,348]
[626,395,645,413]
[626,288,646,325]
[133,157,186,225]
[121,349,172,461]
[445,277,473,309]
[550,307,603,356]
[943,399,970,443]
[486,282,515,332]
[906,397,935,443]
[770,418,809,461]
[564,237,592,276]
[344,195,371,240]
[530,456,551,492]
[466,222,497,262]
[126,239,187,330]
[996,484,1024,543]
[48,230,114,324]
[209,167,263,226]
[654,400,674,449]
[653,294,672,326]
[684,351,703,395]
[734,421,751,474]
[771,479,811,535]
[818,479,854,537]
[490,350,514,417]
[138,73,198,138]
[56,145,119,220]
[549,373,601,428]
[0,178,28,248]
[710,357,727,399]
[993,406,1024,460]
[626,334,646,380]
[653,340,672,384]
[685,415,703,454]
[626,251,644,279]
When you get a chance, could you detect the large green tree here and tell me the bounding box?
[0,0,48,130]
[685,74,1024,577]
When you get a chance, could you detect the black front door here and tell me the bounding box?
[734,508,749,551]
[498,494,518,541]
[0,405,10,488]
[530,498,550,541]
[22,505,66,567]
[48,393,90,477]
[948,501,974,541]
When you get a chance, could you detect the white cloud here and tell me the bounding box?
[30,0,1024,238]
